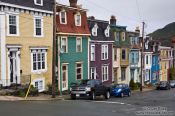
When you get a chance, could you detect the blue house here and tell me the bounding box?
[150,40,160,84]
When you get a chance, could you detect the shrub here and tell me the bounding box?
[169,68,175,80]
[129,79,139,90]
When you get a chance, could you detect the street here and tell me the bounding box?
[0,89,175,116]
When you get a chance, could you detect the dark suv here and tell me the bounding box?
[70,79,111,100]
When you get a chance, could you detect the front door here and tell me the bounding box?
[62,64,68,91]
[9,51,17,84]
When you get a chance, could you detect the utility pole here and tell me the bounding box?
[140,21,145,92]
[52,0,56,98]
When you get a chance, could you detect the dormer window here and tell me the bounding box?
[104,25,110,37]
[92,23,98,36]
[145,41,149,49]
[75,12,81,26]
[122,32,125,41]
[34,0,43,6]
[60,10,67,24]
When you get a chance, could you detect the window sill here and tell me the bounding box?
[32,69,47,74]
[7,34,19,37]
[34,35,44,38]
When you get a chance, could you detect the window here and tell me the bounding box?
[131,53,134,63]
[101,45,108,60]
[145,69,149,81]
[34,0,43,6]
[60,10,67,24]
[114,48,117,61]
[31,50,47,72]
[61,37,68,53]
[75,12,81,26]
[104,25,110,37]
[90,67,96,79]
[7,15,19,36]
[33,78,45,92]
[122,32,125,41]
[102,65,108,82]
[34,17,43,37]
[116,32,120,41]
[76,37,82,52]
[76,63,83,80]
[146,55,148,64]
[91,45,95,61]
[121,68,126,81]
[92,23,98,36]
[122,49,126,60]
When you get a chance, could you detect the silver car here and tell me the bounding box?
[170,80,175,88]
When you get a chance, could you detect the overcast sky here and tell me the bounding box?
[57,0,175,34]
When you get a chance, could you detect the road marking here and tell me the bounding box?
[92,101,132,106]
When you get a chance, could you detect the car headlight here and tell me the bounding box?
[85,87,91,91]
[117,89,122,92]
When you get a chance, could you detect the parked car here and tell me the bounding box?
[111,84,131,97]
[170,80,175,88]
[70,79,111,100]
[156,81,171,90]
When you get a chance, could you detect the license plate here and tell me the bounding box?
[76,94,80,97]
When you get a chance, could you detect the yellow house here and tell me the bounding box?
[159,46,172,81]
[0,0,53,92]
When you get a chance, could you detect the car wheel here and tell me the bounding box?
[90,91,95,100]
[105,91,110,99]
[128,91,131,97]
[71,94,76,100]
[121,92,124,98]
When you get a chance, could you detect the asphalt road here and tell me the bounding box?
[0,88,175,116]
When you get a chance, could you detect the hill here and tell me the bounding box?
[149,22,175,46]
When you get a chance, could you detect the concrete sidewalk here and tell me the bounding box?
[0,88,155,101]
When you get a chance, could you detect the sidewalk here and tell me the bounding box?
[0,88,155,101]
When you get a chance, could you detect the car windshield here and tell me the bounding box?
[170,80,175,83]
[80,80,91,85]
[115,84,123,88]
[160,81,167,85]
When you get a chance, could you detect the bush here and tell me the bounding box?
[129,79,139,90]
[169,68,175,80]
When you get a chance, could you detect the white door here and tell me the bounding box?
[62,65,68,91]
[9,51,17,84]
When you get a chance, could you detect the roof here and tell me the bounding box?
[88,19,114,41]
[0,0,53,11]
[56,4,90,35]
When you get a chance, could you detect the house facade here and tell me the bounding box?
[159,46,173,81]
[128,28,141,83]
[0,0,53,92]
[56,0,90,91]
[150,40,160,84]
[143,37,153,83]
[110,16,130,84]
[88,17,114,84]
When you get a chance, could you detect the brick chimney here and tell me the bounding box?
[110,15,116,26]
[69,0,78,7]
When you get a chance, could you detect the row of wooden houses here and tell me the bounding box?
[0,0,174,92]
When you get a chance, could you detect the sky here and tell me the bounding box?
[57,0,175,34]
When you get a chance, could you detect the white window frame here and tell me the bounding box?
[91,45,95,61]
[90,67,96,79]
[6,13,19,36]
[104,25,110,37]
[59,10,67,24]
[92,23,98,36]
[61,36,68,53]
[32,78,45,92]
[31,49,47,73]
[34,16,44,37]
[76,62,83,80]
[34,0,43,6]
[101,45,108,60]
[102,65,109,82]
[74,12,81,26]
[76,37,82,52]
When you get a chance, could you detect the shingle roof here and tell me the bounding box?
[0,0,53,11]
[88,19,114,41]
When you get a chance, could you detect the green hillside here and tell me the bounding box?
[149,22,175,46]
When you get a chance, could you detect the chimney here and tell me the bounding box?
[69,0,78,7]
[110,15,116,26]
[89,16,95,20]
